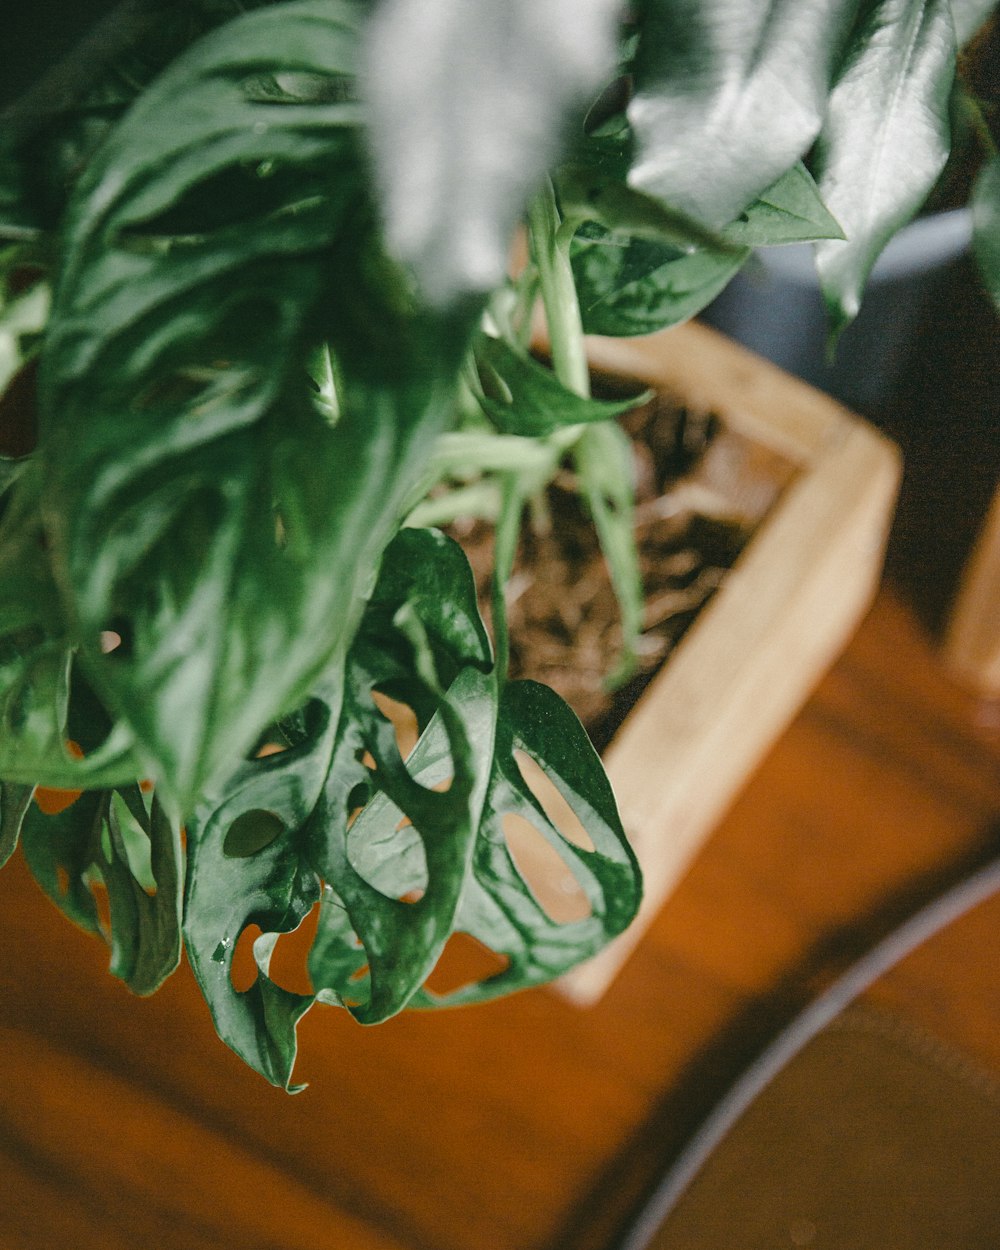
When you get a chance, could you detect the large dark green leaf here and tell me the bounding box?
[473,334,649,436]
[185,528,640,1086]
[571,224,750,336]
[20,784,183,995]
[813,0,957,334]
[37,0,474,813]
[407,680,641,1007]
[972,155,1000,311]
[362,0,621,304]
[628,0,860,228]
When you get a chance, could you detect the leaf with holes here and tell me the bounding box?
[20,784,183,995]
[381,678,641,1009]
[0,467,142,789]
[37,0,476,815]
[184,528,494,1086]
[813,0,957,335]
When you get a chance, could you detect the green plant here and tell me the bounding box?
[0,0,996,1089]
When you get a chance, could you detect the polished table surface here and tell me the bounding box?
[2,584,1000,1250]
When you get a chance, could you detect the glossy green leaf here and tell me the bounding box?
[186,527,639,1085]
[363,0,621,304]
[21,785,183,995]
[724,163,846,246]
[813,0,957,335]
[473,334,649,436]
[38,0,475,813]
[573,422,645,684]
[407,679,642,1006]
[184,528,493,1086]
[571,224,750,336]
[0,467,141,789]
[972,155,1000,311]
[628,0,860,228]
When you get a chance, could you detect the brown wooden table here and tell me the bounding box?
[3,584,1000,1250]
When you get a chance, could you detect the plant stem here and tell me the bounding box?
[527,177,590,400]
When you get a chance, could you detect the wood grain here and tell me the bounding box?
[3,583,999,1250]
[943,480,1000,696]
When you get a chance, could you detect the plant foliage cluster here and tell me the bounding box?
[0,0,996,1087]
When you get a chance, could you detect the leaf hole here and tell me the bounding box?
[502,812,592,924]
[100,618,134,661]
[222,809,284,858]
[348,962,370,984]
[512,750,595,851]
[264,899,321,996]
[398,887,424,904]
[88,872,112,939]
[55,865,70,897]
[424,932,510,997]
[231,924,262,992]
[254,742,287,759]
[370,690,420,758]
[33,786,82,816]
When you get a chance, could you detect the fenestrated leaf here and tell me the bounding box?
[362,0,622,305]
[628,0,860,228]
[571,223,750,336]
[473,334,649,436]
[972,154,1000,310]
[724,163,845,246]
[0,466,141,789]
[813,0,957,336]
[405,679,640,1007]
[184,528,494,1085]
[38,1,477,813]
[20,784,183,995]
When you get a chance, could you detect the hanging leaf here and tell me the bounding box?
[21,784,183,995]
[628,0,860,228]
[972,154,1000,310]
[362,0,622,305]
[185,528,639,1086]
[184,528,494,1086]
[473,334,649,436]
[571,224,750,336]
[401,679,640,1007]
[813,0,957,336]
[37,0,477,814]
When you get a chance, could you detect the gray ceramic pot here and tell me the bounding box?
[700,208,973,411]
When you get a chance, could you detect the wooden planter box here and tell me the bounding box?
[527,321,902,1005]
